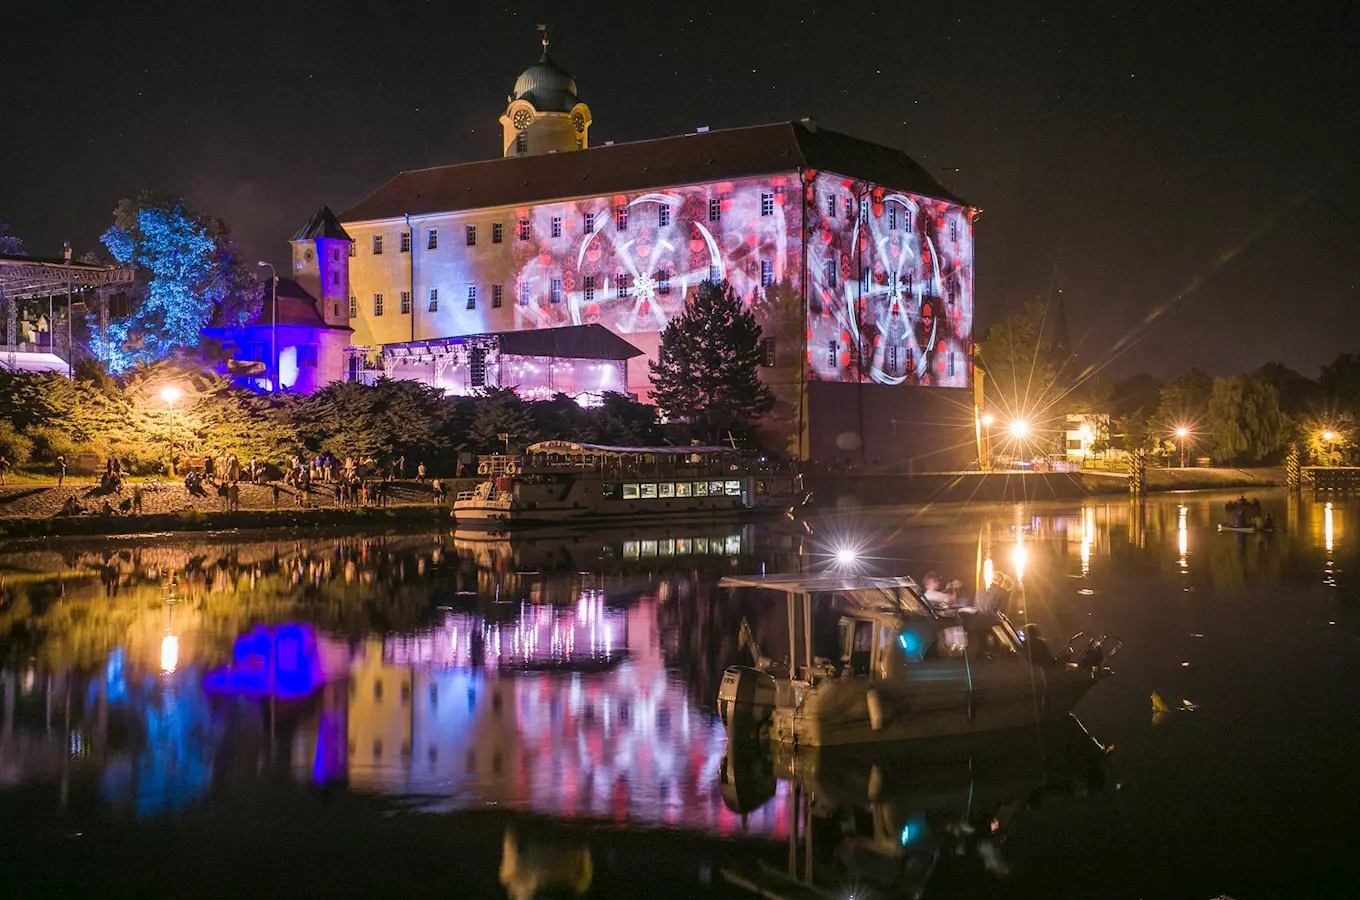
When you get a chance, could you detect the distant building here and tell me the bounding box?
[205,208,353,392]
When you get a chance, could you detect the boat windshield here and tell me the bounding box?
[835,586,931,617]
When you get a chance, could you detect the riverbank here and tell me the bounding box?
[806,466,1285,506]
[0,479,475,540]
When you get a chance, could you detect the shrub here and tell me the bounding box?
[0,421,33,467]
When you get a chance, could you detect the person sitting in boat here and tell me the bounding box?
[1262,512,1275,532]
[1233,508,1247,528]
[1022,624,1055,665]
[921,571,952,609]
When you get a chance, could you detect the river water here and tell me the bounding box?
[0,490,1355,898]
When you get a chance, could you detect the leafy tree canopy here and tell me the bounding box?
[1206,373,1287,464]
[976,296,1066,429]
[0,221,26,256]
[97,192,262,371]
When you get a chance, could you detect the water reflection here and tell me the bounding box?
[1,492,1357,897]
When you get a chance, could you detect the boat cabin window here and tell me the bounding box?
[641,484,658,498]
[602,483,621,500]
[676,482,693,497]
[623,484,640,499]
[925,626,969,659]
[724,480,742,496]
[694,482,710,497]
[839,618,876,676]
[659,483,675,498]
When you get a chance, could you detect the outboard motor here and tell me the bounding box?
[718,666,777,729]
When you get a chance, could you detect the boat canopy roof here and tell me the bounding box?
[526,441,737,456]
[720,573,933,617]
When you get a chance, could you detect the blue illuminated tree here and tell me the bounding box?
[96,193,262,370]
[0,222,25,256]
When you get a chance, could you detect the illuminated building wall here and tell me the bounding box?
[341,121,978,462]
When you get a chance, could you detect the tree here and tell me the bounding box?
[649,280,774,443]
[97,192,263,370]
[1206,373,1287,464]
[467,387,537,453]
[1109,373,1162,421]
[1253,362,1317,418]
[1152,368,1213,445]
[1320,352,1360,413]
[975,296,1064,429]
[0,222,26,256]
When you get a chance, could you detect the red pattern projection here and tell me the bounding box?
[498,170,972,390]
[805,172,974,388]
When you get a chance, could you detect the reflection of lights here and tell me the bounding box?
[982,556,994,589]
[1325,501,1334,553]
[160,634,179,674]
[1011,535,1027,582]
[1008,419,1029,438]
[1178,505,1188,568]
[1080,506,1095,577]
[835,546,858,567]
[899,823,912,845]
[980,413,995,427]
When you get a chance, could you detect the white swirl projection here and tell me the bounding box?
[496,170,971,390]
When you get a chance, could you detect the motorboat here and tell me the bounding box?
[453,441,807,533]
[716,573,1119,748]
[1217,523,1282,534]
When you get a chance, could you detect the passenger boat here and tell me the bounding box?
[716,573,1119,747]
[1217,523,1282,534]
[453,441,807,532]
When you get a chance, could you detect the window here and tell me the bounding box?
[517,219,530,241]
[760,192,774,216]
[887,345,897,374]
[492,222,504,243]
[824,258,836,288]
[615,207,628,231]
[616,272,632,298]
[348,242,356,258]
[583,275,596,301]
[888,206,898,230]
[332,302,340,317]
[332,248,340,262]
[492,284,503,308]
[466,285,477,309]
[828,341,837,368]
[708,198,720,222]
[860,198,869,220]
[826,195,836,218]
[400,291,411,314]
[948,352,956,376]
[950,221,959,242]
[860,265,870,294]
[658,205,671,227]
[906,349,914,373]
[657,270,671,295]
[519,282,531,306]
[905,269,915,293]
[465,225,476,246]
[428,289,438,312]
[550,278,562,303]
[373,235,384,255]
[331,271,339,286]
[297,345,318,368]
[760,259,774,287]
[373,293,384,316]
[550,216,562,238]
[427,229,438,250]
[903,209,912,230]
[400,231,411,253]
[845,199,853,222]
[759,338,776,368]
[709,264,721,283]
[348,295,357,317]
[515,132,527,153]
[584,212,596,233]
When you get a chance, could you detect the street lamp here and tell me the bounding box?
[1008,418,1029,438]
[161,386,182,475]
[1322,431,1335,442]
[979,413,994,472]
[257,261,278,393]
[1175,427,1189,468]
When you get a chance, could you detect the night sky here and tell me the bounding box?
[3,1,1355,379]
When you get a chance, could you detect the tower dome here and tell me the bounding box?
[511,53,578,113]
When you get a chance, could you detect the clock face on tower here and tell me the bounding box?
[572,111,585,133]
[513,109,532,130]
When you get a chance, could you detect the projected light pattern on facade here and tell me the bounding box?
[350,169,973,395]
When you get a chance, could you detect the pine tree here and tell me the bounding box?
[649,280,774,443]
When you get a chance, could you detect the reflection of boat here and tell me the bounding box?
[717,574,1119,747]
[499,824,592,900]
[720,717,1110,900]
[1217,524,1282,534]
[453,442,804,532]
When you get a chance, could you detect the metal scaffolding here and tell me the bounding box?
[0,252,135,374]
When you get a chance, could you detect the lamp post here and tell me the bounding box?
[161,386,182,475]
[257,261,278,393]
[1175,427,1189,469]
[979,413,994,472]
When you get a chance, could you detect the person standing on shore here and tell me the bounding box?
[56,455,67,486]
[399,455,406,479]
[132,484,144,514]
[417,461,427,483]
[0,456,9,486]
[228,481,240,511]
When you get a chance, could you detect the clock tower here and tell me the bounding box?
[499,28,592,158]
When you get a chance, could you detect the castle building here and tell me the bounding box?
[329,36,978,463]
